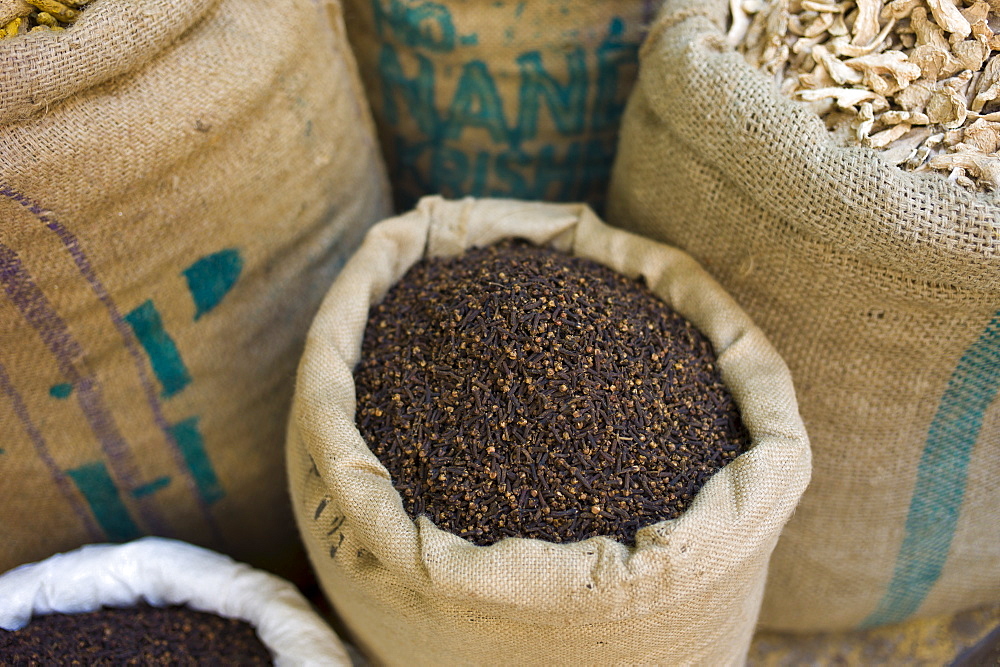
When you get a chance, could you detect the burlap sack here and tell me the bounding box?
[288,196,811,665]
[606,0,1000,632]
[0,0,391,578]
[341,0,654,212]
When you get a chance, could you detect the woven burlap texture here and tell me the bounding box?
[340,0,651,211]
[607,0,1000,632]
[0,0,391,577]
[288,196,811,665]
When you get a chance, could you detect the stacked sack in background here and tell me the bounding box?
[0,0,391,579]
[341,0,654,212]
[608,0,1000,632]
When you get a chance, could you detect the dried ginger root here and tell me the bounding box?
[0,0,92,39]
[732,0,1000,192]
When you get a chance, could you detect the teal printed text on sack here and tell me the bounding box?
[371,0,639,209]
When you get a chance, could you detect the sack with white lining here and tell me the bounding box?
[0,538,350,666]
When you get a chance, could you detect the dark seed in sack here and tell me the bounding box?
[0,603,273,665]
[355,240,750,547]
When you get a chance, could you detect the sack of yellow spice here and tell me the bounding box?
[287,196,811,665]
[607,0,1000,632]
[340,0,655,212]
[1,0,84,36]
[0,0,391,580]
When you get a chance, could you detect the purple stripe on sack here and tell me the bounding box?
[0,357,104,542]
[642,0,657,25]
[0,185,225,547]
[0,241,170,536]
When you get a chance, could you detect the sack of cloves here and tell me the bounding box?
[1,0,391,579]
[607,0,1000,632]
[288,196,810,665]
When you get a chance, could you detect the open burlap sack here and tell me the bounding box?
[0,0,391,578]
[340,0,653,212]
[288,196,811,665]
[606,0,1000,632]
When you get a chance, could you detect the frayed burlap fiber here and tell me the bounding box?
[288,196,811,665]
[607,0,1000,632]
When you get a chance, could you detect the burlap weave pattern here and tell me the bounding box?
[288,196,811,665]
[1,0,391,577]
[608,0,1000,631]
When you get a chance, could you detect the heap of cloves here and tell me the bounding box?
[355,241,750,546]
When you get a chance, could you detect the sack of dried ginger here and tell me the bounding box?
[608,0,1000,633]
[735,0,1000,192]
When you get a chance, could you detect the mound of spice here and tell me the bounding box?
[1,0,90,38]
[354,240,750,547]
[0,603,273,665]
[732,0,1000,192]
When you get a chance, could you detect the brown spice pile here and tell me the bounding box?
[0,603,273,665]
[355,241,750,547]
[732,0,1000,191]
[1,0,91,38]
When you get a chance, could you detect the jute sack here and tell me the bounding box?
[0,0,391,578]
[288,196,811,665]
[340,0,652,212]
[606,0,1000,632]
